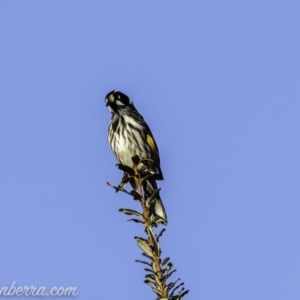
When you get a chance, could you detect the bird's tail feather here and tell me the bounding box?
[143,179,167,224]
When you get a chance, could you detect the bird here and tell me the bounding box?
[105,90,167,224]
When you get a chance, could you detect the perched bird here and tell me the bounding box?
[105,90,167,224]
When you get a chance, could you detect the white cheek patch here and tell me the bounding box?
[116,100,125,106]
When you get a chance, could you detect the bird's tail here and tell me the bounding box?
[143,178,167,224]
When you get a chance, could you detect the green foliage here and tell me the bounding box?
[107,156,189,299]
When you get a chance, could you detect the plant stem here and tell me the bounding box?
[135,167,168,298]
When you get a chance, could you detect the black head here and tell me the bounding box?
[105,90,134,114]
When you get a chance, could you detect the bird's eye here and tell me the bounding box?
[115,92,131,106]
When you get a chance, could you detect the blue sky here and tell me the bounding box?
[1,1,300,299]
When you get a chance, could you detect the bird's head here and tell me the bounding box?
[105,90,134,114]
